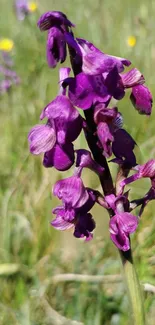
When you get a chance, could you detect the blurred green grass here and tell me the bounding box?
[0,0,155,324]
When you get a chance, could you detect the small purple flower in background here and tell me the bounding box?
[15,0,29,21]
[15,0,37,21]
[0,39,20,94]
[28,10,154,253]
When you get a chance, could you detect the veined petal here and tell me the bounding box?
[51,215,74,230]
[139,159,155,178]
[40,95,76,121]
[53,176,89,208]
[121,68,145,88]
[110,231,130,251]
[117,212,138,233]
[28,123,56,154]
[76,38,131,75]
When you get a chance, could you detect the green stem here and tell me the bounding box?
[119,249,145,325]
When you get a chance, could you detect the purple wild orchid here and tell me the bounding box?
[28,10,153,253]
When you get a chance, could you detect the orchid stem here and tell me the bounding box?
[119,248,145,325]
[68,37,145,324]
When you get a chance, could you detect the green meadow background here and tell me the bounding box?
[0,0,155,324]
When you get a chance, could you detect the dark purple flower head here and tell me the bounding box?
[76,38,131,75]
[130,85,152,115]
[38,11,75,31]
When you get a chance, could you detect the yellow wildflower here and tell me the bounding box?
[0,38,14,52]
[28,2,37,12]
[127,36,136,48]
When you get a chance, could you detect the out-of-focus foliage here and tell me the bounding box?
[0,0,155,324]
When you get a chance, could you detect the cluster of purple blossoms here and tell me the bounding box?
[0,52,20,94]
[28,11,154,251]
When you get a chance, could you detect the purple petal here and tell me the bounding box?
[110,231,130,251]
[121,68,145,88]
[112,129,137,167]
[51,215,74,230]
[130,85,153,115]
[109,211,138,251]
[59,67,71,95]
[76,38,131,75]
[43,143,74,171]
[53,205,75,222]
[40,95,75,120]
[38,11,75,31]
[28,123,56,155]
[66,113,83,142]
[76,188,96,215]
[117,212,138,233]
[76,149,104,174]
[53,176,89,208]
[67,73,109,110]
[105,194,116,211]
[97,122,114,157]
[41,95,82,144]
[139,159,155,178]
[74,213,95,239]
[104,66,125,100]
[46,27,66,68]
[94,105,118,124]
